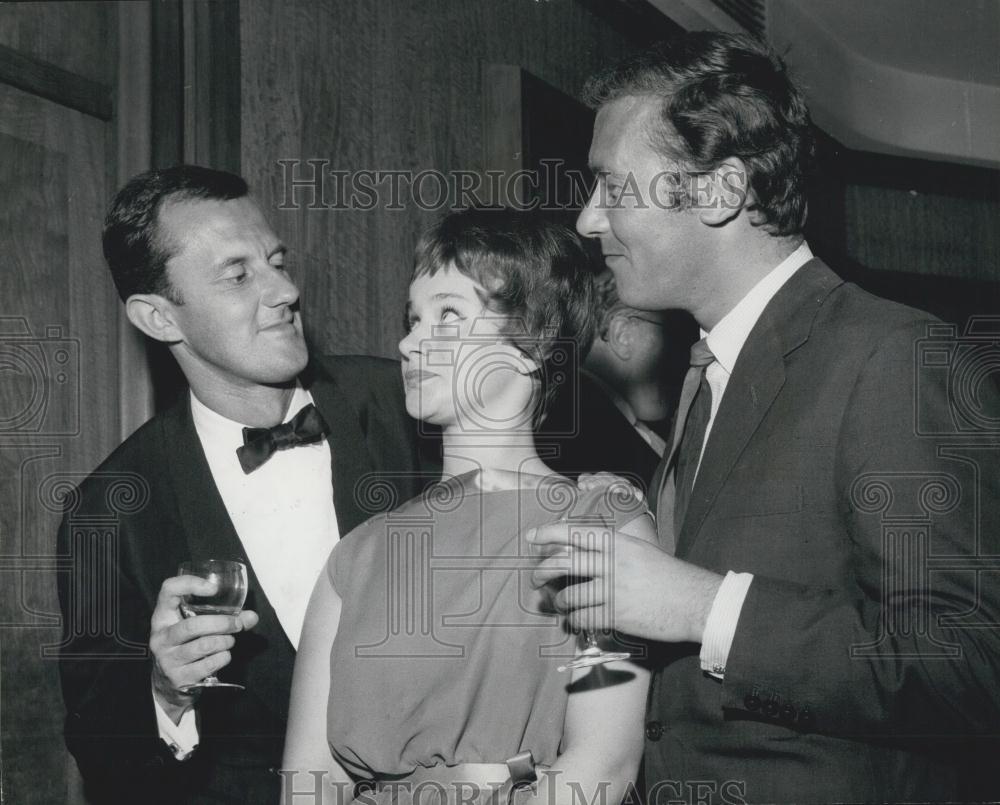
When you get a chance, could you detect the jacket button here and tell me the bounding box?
[763,699,780,717]
[780,703,797,722]
[645,720,664,741]
[743,694,761,711]
[798,707,815,728]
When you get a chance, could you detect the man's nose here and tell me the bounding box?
[576,188,608,239]
[262,264,300,306]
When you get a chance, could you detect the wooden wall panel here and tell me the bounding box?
[240,0,647,359]
[0,84,118,804]
[846,182,1000,283]
[808,139,1000,321]
[0,4,119,803]
[0,1,113,85]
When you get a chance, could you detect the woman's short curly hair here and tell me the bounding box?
[411,208,601,420]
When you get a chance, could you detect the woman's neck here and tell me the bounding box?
[439,429,552,486]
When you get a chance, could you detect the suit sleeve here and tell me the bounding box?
[720,320,1000,738]
[56,477,207,803]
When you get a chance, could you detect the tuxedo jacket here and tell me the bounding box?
[645,260,1000,804]
[57,355,434,805]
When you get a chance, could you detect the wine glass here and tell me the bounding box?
[551,517,632,673]
[178,559,248,691]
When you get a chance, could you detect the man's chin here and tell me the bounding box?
[260,351,309,384]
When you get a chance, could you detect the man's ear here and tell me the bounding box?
[698,157,752,227]
[606,314,633,361]
[125,294,183,344]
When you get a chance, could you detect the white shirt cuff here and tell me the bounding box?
[153,693,199,760]
[699,571,754,678]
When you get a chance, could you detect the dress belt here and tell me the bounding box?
[375,762,511,792]
[372,752,539,796]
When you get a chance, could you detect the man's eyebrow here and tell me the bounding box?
[268,244,288,259]
[216,255,247,271]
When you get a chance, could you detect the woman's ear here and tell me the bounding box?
[513,350,541,376]
[125,294,184,344]
[697,157,752,227]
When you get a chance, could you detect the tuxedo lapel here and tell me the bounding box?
[161,396,295,718]
[675,260,843,556]
[307,365,377,535]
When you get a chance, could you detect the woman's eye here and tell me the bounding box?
[440,307,463,323]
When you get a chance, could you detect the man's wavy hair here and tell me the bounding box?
[583,31,814,235]
[411,208,600,422]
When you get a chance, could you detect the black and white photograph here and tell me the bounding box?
[0,1,998,803]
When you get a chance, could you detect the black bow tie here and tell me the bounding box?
[236,403,330,474]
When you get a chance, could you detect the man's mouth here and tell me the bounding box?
[261,315,298,332]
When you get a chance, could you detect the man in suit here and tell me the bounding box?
[57,166,428,804]
[531,32,1000,803]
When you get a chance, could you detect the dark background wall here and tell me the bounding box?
[0,2,996,803]
[239,0,675,360]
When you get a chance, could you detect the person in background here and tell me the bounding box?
[539,267,691,491]
[583,268,692,459]
[57,165,428,805]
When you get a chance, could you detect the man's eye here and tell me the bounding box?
[406,316,419,332]
[226,271,247,283]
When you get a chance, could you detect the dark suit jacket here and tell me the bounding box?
[57,355,433,805]
[645,260,1000,803]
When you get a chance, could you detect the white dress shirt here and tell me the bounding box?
[696,242,814,677]
[155,386,339,756]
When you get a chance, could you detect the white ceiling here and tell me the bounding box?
[798,0,999,87]
[647,0,1000,167]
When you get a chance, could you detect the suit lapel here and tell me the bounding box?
[675,259,843,556]
[306,364,377,535]
[161,395,294,718]
[676,326,786,556]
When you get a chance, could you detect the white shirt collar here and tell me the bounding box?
[705,242,814,375]
[189,384,315,451]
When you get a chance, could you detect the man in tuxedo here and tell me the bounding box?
[57,166,428,804]
[531,32,1000,803]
